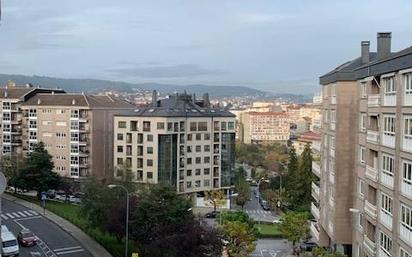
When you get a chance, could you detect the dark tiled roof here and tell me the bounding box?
[0,86,65,100]
[22,94,135,108]
[119,93,235,118]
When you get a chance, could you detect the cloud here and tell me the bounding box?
[106,64,224,78]
[236,13,292,25]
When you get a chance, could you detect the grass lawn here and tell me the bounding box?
[8,193,134,257]
[254,223,283,238]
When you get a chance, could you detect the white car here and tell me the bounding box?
[1,225,19,256]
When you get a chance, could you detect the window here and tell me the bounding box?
[381,192,393,215]
[117,158,123,165]
[383,115,396,136]
[118,121,126,128]
[403,160,412,187]
[204,133,210,140]
[204,179,210,187]
[187,146,192,153]
[157,122,165,130]
[196,133,201,140]
[379,231,392,256]
[56,122,67,126]
[221,121,227,131]
[405,73,412,103]
[167,122,173,131]
[228,122,235,130]
[358,179,365,198]
[204,145,210,152]
[384,77,396,96]
[117,133,124,141]
[190,122,197,131]
[360,82,367,98]
[330,110,336,124]
[117,146,123,153]
[147,159,153,167]
[143,121,151,132]
[359,146,366,164]
[147,134,153,142]
[187,158,192,165]
[195,169,201,176]
[360,113,367,132]
[186,181,192,188]
[204,157,210,164]
[357,213,364,230]
[400,248,412,257]
[187,134,192,141]
[195,145,201,152]
[198,122,208,131]
[204,168,210,175]
[382,153,394,176]
[187,169,192,176]
[400,204,412,236]
[147,172,153,179]
[195,157,201,164]
[195,180,201,188]
[404,116,412,139]
[147,147,153,154]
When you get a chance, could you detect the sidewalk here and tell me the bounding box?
[2,193,113,257]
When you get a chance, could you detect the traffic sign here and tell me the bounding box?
[0,172,6,194]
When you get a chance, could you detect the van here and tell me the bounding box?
[1,225,19,256]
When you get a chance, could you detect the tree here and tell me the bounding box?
[312,247,347,257]
[205,190,226,212]
[278,211,309,246]
[235,180,250,210]
[219,211,256,231]
[221,221,256,257]
[263,189,279,211]
[296,143,314,206]
[15,142,61,197]
[0,155,22,192]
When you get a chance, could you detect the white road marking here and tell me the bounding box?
[24,210,34,216]
[56,249,85,255]
[31,252,41,256]
[29,210,38,215]
[54,246,82,252]
[18,211,27,217]
[1,214,8,220]
[6,213,14,218]
[12,212,21,218]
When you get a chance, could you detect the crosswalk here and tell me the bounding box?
[0,210,39,220]
[54,246,85,256]
[244,209,273,215]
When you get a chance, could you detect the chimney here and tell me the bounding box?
[377,32,392,59]
[152,90,158,107]
[202,93,210,108]
[361,41,370,64]
[37,98,41,105]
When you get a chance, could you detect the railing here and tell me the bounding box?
[382,133,395,148]
[366,165,378,181]
[380,171,394,189]
[368,94,380,107]
[401,180,412,198]
[400,223,412,244]
[379,249,391,257]
[311,202,320,220]
[312,162,321,177]
[363,235,376,255]
[404,93,412,106]
[379,210,393,230]
[365,200,377,219]
[312,182,320,201]
[403,136,412,152]
[312,141,321,152]
[367,130,379,144]
[383,94,396,106]
[310,222,320,242]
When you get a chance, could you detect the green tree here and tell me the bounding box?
[278,211,309,246]
[263,189,280,211]
[205,190,226,211]
[312,247,347,257]
[15,142,60,197]
[221,221,256,257]
[296,143,314,206]
[235,181,250,210]
[219,211,256,232]
[0,155,22,192]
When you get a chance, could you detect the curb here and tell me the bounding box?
[2,193,113,257]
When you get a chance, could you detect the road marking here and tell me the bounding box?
[11,212,21,218]
[24,210,34,216]
[31,252,41,256]
[1,214,8,220]
[18,211,27,217]
[54,246,83,252]
[29,210,38,215]
[56,249,85,255]
[6,213,14,218]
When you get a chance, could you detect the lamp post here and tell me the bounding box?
[108,184,129,257]
[257,178,270,200]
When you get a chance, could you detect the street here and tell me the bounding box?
[251,239,292,257]
[1,198,93,257]
[243,186,280,223]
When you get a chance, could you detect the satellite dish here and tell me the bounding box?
[0,172,7,194]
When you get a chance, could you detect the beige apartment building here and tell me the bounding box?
[20,93,135,179]
[0,82,65,158]
[113,92,236,194]
[238,111,289,145]
[314,32,412,257]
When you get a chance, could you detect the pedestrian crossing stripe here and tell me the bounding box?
[0,210,39,220]
[244,210,272,215]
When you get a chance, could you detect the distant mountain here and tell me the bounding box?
[0,74,266,98]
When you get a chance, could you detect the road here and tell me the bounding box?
[251,239,292,257]
[243,186,279,223]
[1,198,93,257]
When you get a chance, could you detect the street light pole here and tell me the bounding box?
[108,184,129,257]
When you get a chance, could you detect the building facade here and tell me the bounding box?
[113,93,236,194]
[20,93,135,179]
[314,32,412,257]
[238,111,289,145]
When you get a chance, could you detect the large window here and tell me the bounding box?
[401,204,412,232]
[400,248,412,257]
[379,231,392,256]
[360,113,367,132]
[382,154,394,177]
[383,115,396,136]
[384,77,396,96]
[380,193,393,216]
[358,179,365,198]
[404,116,412,139]
[403,160,412,186]
[405,73,412,105]
[359,146,366,164]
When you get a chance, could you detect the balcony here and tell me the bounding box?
[329,172,335,184]
[379,210,392,230]
[312,162,321,177]
[401,180,412,198]
[311,202,320,220]
[363,235,376,255]
[310,222,320,242]
[366,165,378,181]
[330,122,336,130]
[312,118,322,130]
[330,148,335,158]
[403,136,412,152]
[312,182,320,201]
[365,200,377,219]
[383,94,396,106]
[367,131,379,144]
[312,141,321,152]
[405,93,412,106]
[380,171,394,189]
[382,133,395,148]
[313,93,322,105]
[400,223,412,244]
[379,249,391,257]
[368,94,380,107]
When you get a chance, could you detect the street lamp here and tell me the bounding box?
[108,184,129,257]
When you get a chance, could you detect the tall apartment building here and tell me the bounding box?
[113,92,236,194]
[0,82,65,157]
[238,111,289,145]
[20,93,135,179]
[314,32,412,257]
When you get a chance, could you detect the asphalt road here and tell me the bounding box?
[251,239,292,257]
[243,186,279,223]
[1,198,93,257]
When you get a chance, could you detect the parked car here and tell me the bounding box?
[17,229,38,247]
[47,190,56,199]
[68,195,81,204]
[204,211,220,219]
[55,193,66,201]
[260,200,270,211]
[299,240,318,252]
[1,225,19,256]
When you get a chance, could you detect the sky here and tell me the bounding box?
[0,0,412,94]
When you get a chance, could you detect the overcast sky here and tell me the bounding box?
[0,0,411,93]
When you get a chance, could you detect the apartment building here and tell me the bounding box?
[238,111,289,145]
[113,92,236,194]
[0,82,65,158]
[314,32,412,257]
[20,93,135,179]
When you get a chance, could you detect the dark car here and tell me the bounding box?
[299,241,318,252]
[204,211,220,219]
[17,229,38,247]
